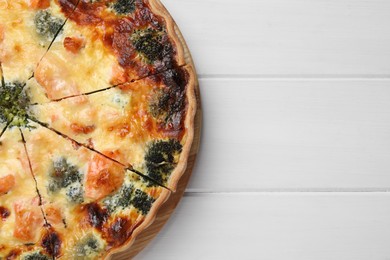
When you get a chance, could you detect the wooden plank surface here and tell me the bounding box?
[163,0,390,76]
[130,0,390,259]
[136,193,390,260]
[188,79,390,192]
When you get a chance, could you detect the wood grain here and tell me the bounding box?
[188,79,390,192]
[136,193,390,260]
[163,0,390,77]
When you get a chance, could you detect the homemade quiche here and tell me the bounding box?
[0,0,196,258]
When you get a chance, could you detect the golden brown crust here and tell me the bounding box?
[168,64,197,191]
[105,188,171,259]
[147,0,186,66]
[106,0,198,254]
[106,6,198,256]
[106,1,198,256]
[146,0,197,191]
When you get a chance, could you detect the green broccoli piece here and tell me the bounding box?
[66,183,84,204]
[131,28,165,63]
[47,179,61,193]
[48,158,84,203]
[0,82,24,107]
[22,252,50,260]
[112,0,135,15]
[34,10,64,41]
[144,140,182,185]
[48,158,77,192]
[149,69,187,128]
[104,184,133,213]
[75,235,103,259]
[0,81,31,127]
[131,189,155,215]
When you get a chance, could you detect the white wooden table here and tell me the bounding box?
[136,1,390,259]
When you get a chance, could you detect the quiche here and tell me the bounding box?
[0,0,196,259]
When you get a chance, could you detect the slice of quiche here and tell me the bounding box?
[0,127,52,259]
[0,0,73,83]
[21,121,169,259]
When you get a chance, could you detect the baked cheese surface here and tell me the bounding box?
[0,0,195,258]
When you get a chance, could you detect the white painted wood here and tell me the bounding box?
[136,1,390,259]
[188,79,390,192]
[136,193,390,260]
[164,0,390,76]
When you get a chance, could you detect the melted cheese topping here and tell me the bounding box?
[21,122,167,259]
[0,0,68,83]
[0,0,191,258]
[34,18,118,101]
[30,72,187,179]
[0,7,45,82]
[0,128,47,257]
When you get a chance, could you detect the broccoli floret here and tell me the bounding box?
[66,183,84,204]
[47,180,61,193]
[144,140,182,185]
[22,252,50,260]
[48,157,81,190]
[0,82,24,108]
[149,69,187,128]
[131,28,166,63]
[62,167,82,188]
[75,235,103,259]
[104,184,133,213]
[104,181,156,214]
[131,189,155,215]
[48,158,84,203]
[34,10,64,41]
[111,0,135,15]
[0,81,31,127]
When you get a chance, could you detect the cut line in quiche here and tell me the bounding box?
[30,64,195,190]
[0,0,76,83]
[0,0,197,259]
[0,127,53,259]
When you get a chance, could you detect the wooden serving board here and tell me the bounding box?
[111,1,202,258]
